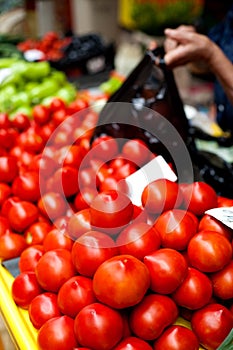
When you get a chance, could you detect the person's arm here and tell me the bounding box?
[163,27,233,106]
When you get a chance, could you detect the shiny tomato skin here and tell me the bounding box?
[153,325,199,350]
[8,200,39,232]
[171,267,213,310]
[121,139,151,166]
[93,254,150,309]
[11,271,43,309]
[32,104,51,125]
[43,228,73,252]
[90,190,134,234]
[113,336,153,350]
[129,293,178,341]
[74,187,96,210]
[141,179,183,214]
[71,230,118,277]
[0,156,19,183]
[154,209,197,251]
[191,303,233,350]
[19,244,44,273]
[28,292,61,329]
[47,165,79,198]
[116,222,161,260]
[38,192,67,221]
[198,214,232,241]
[91,135,119,161]
[1,195,20,217]
[57,275,96,318]
[181,181,218,216]
[187,230,232,273]
[210,260,233,300]
[74,302,124,350]
[144,248,188,294]
[38,315,78,350]
[24,221,52,245]
[67,209,92,240]
[12,171,41,202]
[0,233,27,260]
[35,248,76,292]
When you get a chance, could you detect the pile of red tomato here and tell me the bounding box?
[0,96,233,350]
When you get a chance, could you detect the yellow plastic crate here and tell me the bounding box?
[0,259,205,350]
[0,261,38,350]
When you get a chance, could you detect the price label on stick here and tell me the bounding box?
[123,155,177,206]
[205,207,233,230]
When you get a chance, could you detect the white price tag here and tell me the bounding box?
[205,207,233,230]
[123,155,177,206]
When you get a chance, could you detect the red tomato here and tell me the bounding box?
[38,192,67,221]
[116,222,161,260]
[0,216,11,236]
[210,260,233,300]
[24,221,52,245]
[47,166,79,198]
[11,113,30,131]
[181,181,218,216]
[32,104,51,125]
[191,303,233,349]
[19,245,44,273]
[38,315,78,350]
[154,209,197,250]
[17,126,44,153]
[74,187,96,210]
[35,248,76,292]
[113,161,137,180]
[12,171,41,202]
[1,195,20,217]
[153,325,199,350]
[217,195,233,207]
[43,228,73,252]
[144,248,188,294]
[0,183,11,207]
[171,267,213,310]
[71,230,118,277]
[67,209,92,240]
[129,293,178,341]
[91,135,119,161]
[55,144,84,169]
[11,271,43,309]
[90,190,134,235]
[113,336,153,350]
[198,214,232,241]
[49,97,66,112]
[29,292,61,329]
[30,153,57,179]
[0,156,19,183]
[187,231,232,273]
[0,112,10,129]
[8,200,39,232]
[141,179,183,214]
[93,254,150,309]
[57,275,96,318]
[122,139,151,166]
[0,232,27,260]
[74,302,124,350]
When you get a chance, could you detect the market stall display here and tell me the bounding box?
[0,39,233,350]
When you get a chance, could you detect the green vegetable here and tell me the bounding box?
[29,79,59,102]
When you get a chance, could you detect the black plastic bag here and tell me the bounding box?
[91,47,233,197]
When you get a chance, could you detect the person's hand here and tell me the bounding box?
[163,26,214,68]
